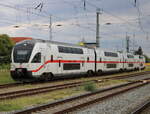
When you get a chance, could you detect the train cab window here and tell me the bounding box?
[31,53,41,63]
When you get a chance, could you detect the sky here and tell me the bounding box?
[0,0,150,56]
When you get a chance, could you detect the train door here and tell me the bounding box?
[81,57,85,72]
[31,51,43,75]
[42,54,46,70]
[122,56,125,69]
[57,56,63,74]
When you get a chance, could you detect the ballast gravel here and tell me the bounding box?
[71,83,150,114]
[125,74,150,81]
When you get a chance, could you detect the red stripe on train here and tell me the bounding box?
[31,60,144,72]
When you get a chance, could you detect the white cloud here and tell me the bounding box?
[0,0,149,54]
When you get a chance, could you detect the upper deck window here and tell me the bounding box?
[104,52,118,57]
[127,55,134,58]
[58,46,83,54]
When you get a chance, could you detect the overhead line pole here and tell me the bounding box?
[126,32,130,53]
[49,15,52,41]
[96,8,101,48]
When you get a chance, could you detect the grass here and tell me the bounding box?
[0,88,83,111]
[0,70,15,84]
[0,64,10,69]
[0,79,127,112]
[0,65,149,112]
[145,65,150,71]
[83,82,97,92]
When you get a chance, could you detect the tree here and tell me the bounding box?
[0,34,14,64]
[134,46,143,55]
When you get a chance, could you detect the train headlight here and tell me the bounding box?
[11,64,15,69]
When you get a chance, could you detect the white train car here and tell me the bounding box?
[95,49,122,74]
[11,40,95,81]
[134,55,141,70]
[139,55,146,70]
[123,53,136,71]
[10,39,146,82]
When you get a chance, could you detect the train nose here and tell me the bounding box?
[11,68,33,81]
[16,68,25,76]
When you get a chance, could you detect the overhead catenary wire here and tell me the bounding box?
[0,2,96,34]
[0,1,149,42]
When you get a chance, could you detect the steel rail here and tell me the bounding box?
[0,83,21,89]
[0,80,97,100]
[1,71,150,100]
[1,71,149,89]
[13,78,150,114]
[131,99,150,114]
[104,71,150,80]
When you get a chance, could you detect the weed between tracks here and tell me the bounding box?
[83,82,97,92]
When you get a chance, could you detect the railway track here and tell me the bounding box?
[0,80,97,100]
[0,71,150,100]
[131,99,150,114]
[0,83,21,89]
[1,71,150,90]
[14,78,150,114]
[104,70,150,80]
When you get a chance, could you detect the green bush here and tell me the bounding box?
[83,82,97,92]
[0,64,10,69]
[0,34,14,64]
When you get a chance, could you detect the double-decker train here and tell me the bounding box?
[10,39,145,82]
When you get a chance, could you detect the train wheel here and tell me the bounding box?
[42,73,53,81]
[46,73,53,81]
[97,70,103,76]
[87,70,94,77]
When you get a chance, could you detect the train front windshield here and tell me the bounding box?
[13,41,34,63]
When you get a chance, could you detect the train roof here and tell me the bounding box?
[16,39,92,49]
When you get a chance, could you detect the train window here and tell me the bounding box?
[104,52,118,57]
[127,55,134,58]
[99,58,102,62]
[67,47,72,53]
[107,64,117,68]
[58,46,63,53]
[14,49,32,63]
[72,48,76,54]
[58,46,83,54]
[139,56,143,59]
[63,63,80,70]
[128,63,133,67]
[51,55,53,61]
[78,49,83,54]
[63,47,68,53]
[31,53,41,63]
[87,57,89,61]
